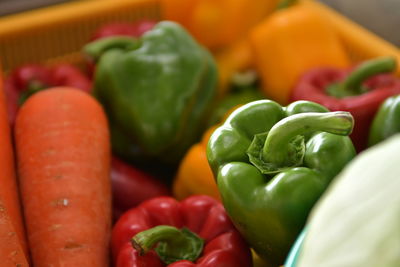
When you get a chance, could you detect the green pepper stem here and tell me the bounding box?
[18,81,47,106]
[327,56,397,98]
[131,225,203,264]
[276,0,298,10]
[83,36,139,61]
[262,112,354,167]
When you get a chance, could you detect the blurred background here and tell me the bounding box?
[320,0,400,46]
[0,0,71,16]
[0,0,399,46]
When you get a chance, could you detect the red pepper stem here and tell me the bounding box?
[131,225,204,264]
[262,112,354,167]
[328,57,397,98]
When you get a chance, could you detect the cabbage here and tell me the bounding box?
[297,134,400,267]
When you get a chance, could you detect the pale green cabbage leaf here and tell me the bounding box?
[297,134,400,267]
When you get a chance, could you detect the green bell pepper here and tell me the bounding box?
[206,99,356,266]
[368,94,400,147]
[84,21,217,164]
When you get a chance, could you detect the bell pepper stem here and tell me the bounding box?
[131,225,204,264]
[262,112,354,167]
[18,81,47,106]
[276,0,298,10]
[327,56,397,98]
[83,36,139,61]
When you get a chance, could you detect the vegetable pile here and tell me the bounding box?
[0,0,399,266]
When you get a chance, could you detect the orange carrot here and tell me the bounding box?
[14,87,112,266]
[0,71,28,258]
[0,197,29,266]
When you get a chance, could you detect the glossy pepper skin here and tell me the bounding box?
[290,57,400,151]
[112,195,253,267]
[174,86,263,201]
[3,63,92,125]
[111,157,170,221]
[207,100,356,266]
[87,20,157,78]
[173,127,220,201]
[368,95,400,147]
[84,21,217,165]
[249,1,349,104]
[160,0,279,50]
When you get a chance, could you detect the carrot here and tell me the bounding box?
[0,197,29,266]
[14,87,112,266]
[0,72,28,258]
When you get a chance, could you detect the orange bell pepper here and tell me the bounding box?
[173,103,245,201]
[173,126,220,201]
[249,1,350,104]
[214,38,254,97]
[160,0,279,50]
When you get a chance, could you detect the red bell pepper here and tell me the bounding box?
[3,78,21,126]
[111,156,170,221]
[112,195,252,267]
[290,56,400,151]
[49,64,92,93]
[90,20,157,41]
[4,63,92,125]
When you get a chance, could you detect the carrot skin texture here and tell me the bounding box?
[15,88,112,266]
[0,198,29,267]
[0,73,28,257]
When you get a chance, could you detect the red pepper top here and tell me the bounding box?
[290,57,400,151]
[49,64,92,93]
[90,20,157,41]
[9,64,51,92]
[3,63,92,125]
[112,195,252,267]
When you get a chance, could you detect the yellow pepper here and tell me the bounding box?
[160,0,279,50]
[173,126,220,201]
[249,1,350,104]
